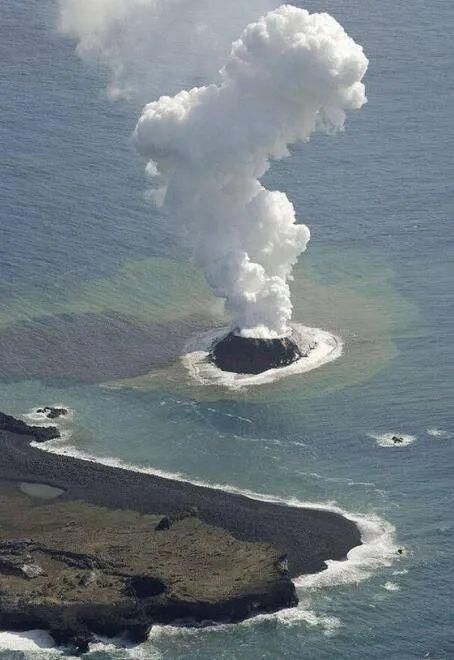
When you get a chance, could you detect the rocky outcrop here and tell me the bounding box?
[0,412,60,442]
[36,407,68,420]
[210,332,308,374]
[0,497,297,652]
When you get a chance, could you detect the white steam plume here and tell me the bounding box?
[57,0,278,100]
[134,6,368,338]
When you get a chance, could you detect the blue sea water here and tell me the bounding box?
[1,0,453,658]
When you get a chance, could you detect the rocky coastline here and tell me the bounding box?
[0,412,361,651]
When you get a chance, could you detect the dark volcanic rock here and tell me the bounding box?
[36,406,68,420]
[155,507,198,531]
[210,332,305,374]
[0,411,60,442]
[50,628,94,654]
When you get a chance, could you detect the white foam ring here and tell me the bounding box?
[23,405,75,426]
[367,431,416,448]
[181,324,343,390]
[33,440,398,596]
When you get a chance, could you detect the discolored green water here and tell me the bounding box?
[1,0,453,658]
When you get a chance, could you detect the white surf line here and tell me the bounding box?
[85,602,342,651]
[146,602,342,640]
[32,440,399,590]
[181,324,343,390]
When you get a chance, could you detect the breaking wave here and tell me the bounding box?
[426,427,452,439]
[0,630,58,655]
[148,603,342,640]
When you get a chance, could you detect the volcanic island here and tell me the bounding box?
[0,411,361,652]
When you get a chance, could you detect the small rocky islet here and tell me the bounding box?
[0,411,361,652]
[36,406,68,420]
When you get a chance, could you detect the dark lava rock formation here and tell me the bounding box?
[36,406,68,420]
[0,412,361,649]
[0,411,60,442]
[210,332,306,374]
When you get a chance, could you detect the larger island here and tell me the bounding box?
[0,411,361,652]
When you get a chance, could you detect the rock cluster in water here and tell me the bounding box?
[36,406,68,420]
[0,411,60,442]
[210,331,307,374]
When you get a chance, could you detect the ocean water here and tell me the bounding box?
[1,1,453,658]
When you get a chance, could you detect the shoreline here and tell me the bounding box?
[0,421,361,579]
[0,412,362,649]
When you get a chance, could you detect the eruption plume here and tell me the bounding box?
[57,0,278,100]
[58,1,367,339]
[134,6,368,337]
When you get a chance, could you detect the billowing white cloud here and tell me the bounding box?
[134,6,368,337]
[57,0,278,99]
